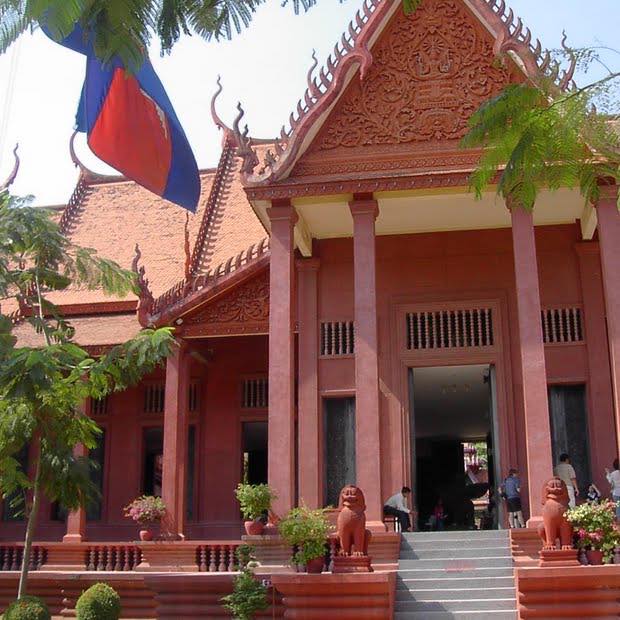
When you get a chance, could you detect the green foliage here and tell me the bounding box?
[566,500,620,563]
[462,47,620,210]
[75,583,121,620]
[3,595,50,620]
[278,505,331,565]
[234,483,276,520]
[124,495,167,525]
[234,544,256,570]
[221,569,268,620]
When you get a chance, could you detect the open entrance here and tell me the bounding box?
[242,421,268,485]
[409,364,501,531]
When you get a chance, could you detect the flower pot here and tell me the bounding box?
[586,549,604,565]
[244,520,264,536]
[139,528,153,541]
[306,557,324,574]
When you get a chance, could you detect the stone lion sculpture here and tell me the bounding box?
[538,476,573,550]
[336,485,371,556]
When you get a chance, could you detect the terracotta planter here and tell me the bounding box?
[244,520,264,536]
[139,528,154,541]
[306,557,324,574]
[586,549,604,565]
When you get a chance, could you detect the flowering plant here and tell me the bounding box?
[566,500,620,563]
[123,495,167,526]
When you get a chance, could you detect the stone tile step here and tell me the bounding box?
[401,538,512,550]
[396,587,516,601]
[397,576,515,590]
[399,547,512,560]
[402,531,509,540]
[394,598,517,612]
[394,610,517,619]
[397,567,514,580]
[398,557,513,570]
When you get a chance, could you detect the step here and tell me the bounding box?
[401,538,512,550]
[397,576,515,590]
[396,566,514,579]
[396,587,516,602]
[398,557,513,570]
[394,598,516,612]
[395,611,517,619]
[399,547,511,560]
[402,530,508,539]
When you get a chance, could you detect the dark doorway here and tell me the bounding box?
[410,365,498,530]
[142,427,163,496]
[242,421,268,485]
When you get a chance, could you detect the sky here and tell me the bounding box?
[0,0,618,206]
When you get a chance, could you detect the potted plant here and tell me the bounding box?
[566,500,620,564]
[235,483,277,536]
[221,568,269,620]
[123,495,167,541]
[278,505,331,574]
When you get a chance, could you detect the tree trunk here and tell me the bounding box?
[17,442,42,599]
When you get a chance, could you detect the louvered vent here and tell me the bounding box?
[242,378,268,409]
[321,321,355,356]
[144,383,165,414]
[541,307,583,344]
[189,382,199,412]
[90,396,108,416]
[406,308,494,350]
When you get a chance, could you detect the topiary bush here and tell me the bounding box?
[75,583,121,620]
[3,595,50,620]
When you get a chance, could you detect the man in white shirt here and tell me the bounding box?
[605,458,620,522]
[384,486,412,532]
[554,453,579,508]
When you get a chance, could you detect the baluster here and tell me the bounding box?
[475,309,482,346]
[227,546,236,572]
[105,546,113,571]
[0,547,6,571]
[328,538,336,572]
[208,546,217,572]
[330,322,336,356]
[133,547,141,570]
[485,309,491,345]
[407,314,413,349]
[114,546,121,571]
[96,547,105,571]
[541,310,549,343]
[571,308,579,341]
[550,309,558,343]
[199,546,207,571]
[416,312,422,349]
[467,309,474,347]
[87,548,95,571]
[218,545,227,572]
[560,308,567,342]
[11,548,20,571]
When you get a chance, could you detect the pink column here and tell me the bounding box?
[595,183,620,450]
[268,201,297,516]
[63,442,88,543]
[349,194,383,527]
[162,340,190,539]
[510,205,553,522]
[297,258,321,508]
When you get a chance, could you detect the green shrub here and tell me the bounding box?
[278,505,331,565]
[75,583,121,620]
[3,595,50,620]
[221,569,268,620]
[234,483,276,520]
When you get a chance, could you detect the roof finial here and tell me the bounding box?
[184,212,191,281]
[0,143,20,191]
[132,243,155,327]
[210,76,230,133]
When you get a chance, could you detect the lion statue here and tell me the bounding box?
[336,485,371,556]
[537,476,573,550]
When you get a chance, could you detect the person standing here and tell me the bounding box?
[554,453,579,508]
[500,469,525,528]
[384,486,412,532]
[606,458,620,521]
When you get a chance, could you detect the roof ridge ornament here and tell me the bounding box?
[69,130,122,183]
[132,243,155,327]
[0,143,20,191]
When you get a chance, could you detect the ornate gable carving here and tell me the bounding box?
[292,0,514,178]
[183,270,269,337]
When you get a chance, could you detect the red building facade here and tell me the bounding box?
[2,0,619,545]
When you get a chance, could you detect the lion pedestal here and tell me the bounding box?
[537,477,579,568]
[332,485,373,574]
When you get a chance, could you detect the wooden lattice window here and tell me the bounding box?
[189,382,199,412]
[541,307,583,344]
[90,396,108,416]
[406,308,494,350]
[144,383,165,414]
[242,377,268,409]
[320,321,355,356]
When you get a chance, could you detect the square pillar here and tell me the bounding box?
[268,201,298,516]
[162,339,190,539]
[594,183,620,451]
[63,442,88,543]
[509,204,553,521]
[297,257,321,508]
[349,194,383,527]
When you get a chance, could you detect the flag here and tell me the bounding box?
[46,24,200,211]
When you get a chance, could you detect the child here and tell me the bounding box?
[431,498,446,531]
[586,483,601,503]
[500,468,525,528]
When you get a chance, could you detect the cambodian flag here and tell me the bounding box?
[46,24,200,211]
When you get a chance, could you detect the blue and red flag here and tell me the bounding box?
[46,24,200,211]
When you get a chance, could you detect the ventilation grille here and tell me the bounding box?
[144,384,165,414]
[321,321,355,356]
[406,308,494,350]
[242,378,268,409]
[90,397,108,416]
[541,307,583,344]
[189,382,199,412]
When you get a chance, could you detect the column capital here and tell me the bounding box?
[574,241,600,257]
[267,201,298,225]
[296,257,320,272]
[349,198,379,220]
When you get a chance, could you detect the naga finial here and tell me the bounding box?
[210,75,230,132]
[0,143,20,191]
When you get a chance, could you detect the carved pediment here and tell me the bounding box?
[292,0,516,178]
[183,271,269,337]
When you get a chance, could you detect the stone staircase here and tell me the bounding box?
[395,530,517,619]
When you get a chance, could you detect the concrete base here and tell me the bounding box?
[332,555,373,574]
[538,548,579,568]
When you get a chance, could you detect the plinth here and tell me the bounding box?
[332,555,373,574]
[539,548,579,567]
